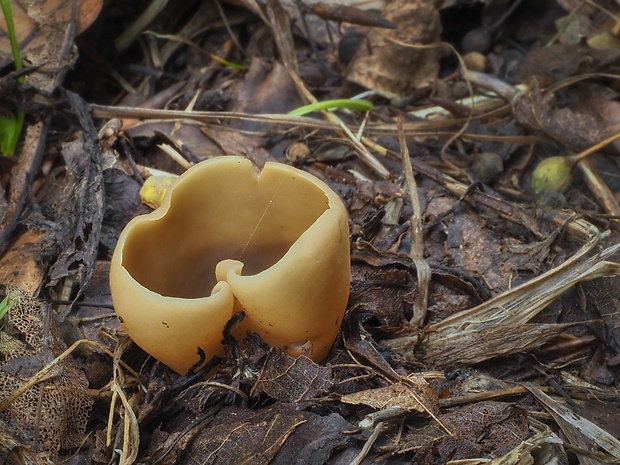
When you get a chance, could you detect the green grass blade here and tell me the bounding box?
[1,0,23,80]
[0,0,25,156]
[0,293,11,320]
[289,99,374,116]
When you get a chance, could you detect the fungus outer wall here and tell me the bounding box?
[110,157,351,374]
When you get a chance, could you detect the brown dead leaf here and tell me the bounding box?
[414,436,484,463]
[125,120,224,163]
[0,422,50,465]
[513,85,607,152]
[100,169,141,251]
[0,229,46,293]
[201,126,273,168]
[413,401,529,461]
[424,194,509,290]
[231,58,303,131]
[251,350,333,402]
[340,377,438,415]
[345,0,441,96]
[0,287,93,458]
[47,93,104,299]
[185,406,303,465]
[172,404,362,465]
[271,410,363,465]
[516,43,620,87]
[0,0,102,61]
[582,278,620,359]
[441,401,528,444]
[349,251,415,328]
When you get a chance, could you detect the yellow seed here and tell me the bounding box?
[139,174,177,209]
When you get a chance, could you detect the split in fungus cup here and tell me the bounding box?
[109,156,351,374]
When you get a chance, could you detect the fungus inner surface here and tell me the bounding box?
[121,165,330,298]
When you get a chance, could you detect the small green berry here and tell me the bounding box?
[531,156,573,194]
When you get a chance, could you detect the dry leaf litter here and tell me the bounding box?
[0,286,92,459]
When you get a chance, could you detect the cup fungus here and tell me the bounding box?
[110,156,351,374]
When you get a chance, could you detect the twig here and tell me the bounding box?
[359,407,405,430]
[350,422,385,465]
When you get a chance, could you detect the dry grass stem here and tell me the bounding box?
[429,230,616,334]
[382,229,620,367]
[398,119,430,328]
[89,104,545,143]
[577,159,620,218]
[350,422,385,465]
[418,231,620,366]
[527,386,620,460]
[156,143,193,170]
[110,337,140,465]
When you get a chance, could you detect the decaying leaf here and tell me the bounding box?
[513,85,607,152]
[412,401,530,462]
[172,404,363,465]
[581,275,620,355]
[230,58,303,132]
[340,376,438,415]
[0,286,92,459]
[516,43,620,87]
[47,92,104,298]
[345,0,441,96]
[251,350,333,402]
[0,229,47,293]
[0,0,103,61]
[100,169,141,251]
[486,428,566,465]
[442,401,527,444]
[0,421,51,465]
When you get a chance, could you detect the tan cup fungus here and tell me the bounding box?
[110,156,351,374]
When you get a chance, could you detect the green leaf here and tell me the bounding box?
[208,53,245,70]
[0,0,23,79]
